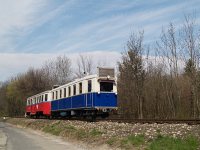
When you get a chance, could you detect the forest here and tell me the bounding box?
[1,15,200,119]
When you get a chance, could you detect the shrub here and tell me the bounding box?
[148,135,199,150]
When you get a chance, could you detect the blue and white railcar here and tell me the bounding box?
[51,70,117,119]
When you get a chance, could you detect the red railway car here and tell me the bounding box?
[26,90,52,118]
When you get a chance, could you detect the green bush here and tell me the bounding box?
[76,129,88,139]
[121,134,145,148]
[90,129,103,137]
[148,135,199,150]
[65,125,76,131]
[43,124,62,136]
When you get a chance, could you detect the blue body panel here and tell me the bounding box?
[93,93,117,107]
[51,92,117,111]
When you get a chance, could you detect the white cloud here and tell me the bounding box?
[0,0,199,81]
[0,0,48,51]
[0,51,121,81]
[56,1,193,53]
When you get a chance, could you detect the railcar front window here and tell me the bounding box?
[100,82,113,92]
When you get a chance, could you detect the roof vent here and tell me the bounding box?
[52,85,59,89]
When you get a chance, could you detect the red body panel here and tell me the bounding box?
[26,105,31,113]
[36,102,51,115]
[31,105,36,115]
[26,102,51,116]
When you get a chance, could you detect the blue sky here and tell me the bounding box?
[0,0,200,81]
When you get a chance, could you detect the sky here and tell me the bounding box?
[0,0,200,81]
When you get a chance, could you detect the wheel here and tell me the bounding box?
[88,115,96,122]
[101,113,109,119]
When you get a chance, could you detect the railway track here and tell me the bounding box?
[102,118,200,125]
[10,116,200,124]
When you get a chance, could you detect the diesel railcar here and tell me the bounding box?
[26,90,52,118]
[25,67,117,120]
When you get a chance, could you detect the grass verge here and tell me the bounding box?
[148,135,199,150]
[121,134,145,149]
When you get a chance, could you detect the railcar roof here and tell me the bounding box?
[27,90,51,99]
[52,74,98,91]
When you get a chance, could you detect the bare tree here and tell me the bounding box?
[181,14,200,118]
[75,54,93,78]
[118,31,146,119]
[43,55,72,85]
[156,22,183,118]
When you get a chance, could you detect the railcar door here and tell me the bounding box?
[85,80,93,107]
[86,93,93,107]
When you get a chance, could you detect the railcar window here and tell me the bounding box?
[60,89,62,98]
[52,92,54,100]
[42,95,44,102]
[73,85,76,95]
[45,94,48,101]
[100,82,113,92]
[68,87,71,97]
[64,88,66,97]
[56,91,58,99]
[88,80,92,92]
[79,82,82,94]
